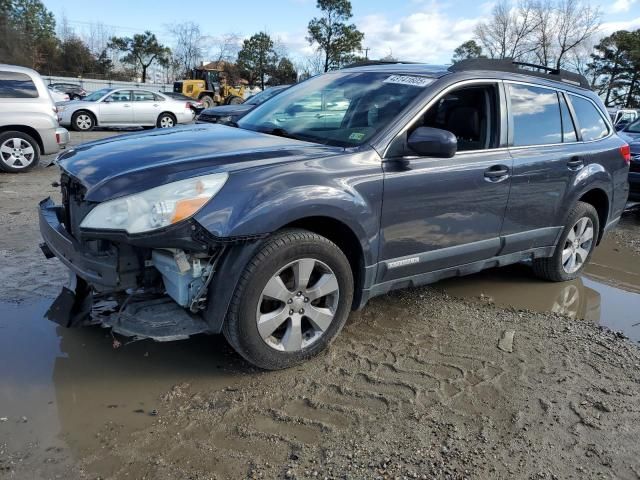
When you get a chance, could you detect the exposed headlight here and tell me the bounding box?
[80,173,228,234]
[218,115,232,123]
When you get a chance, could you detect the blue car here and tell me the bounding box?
[39,59,630,369]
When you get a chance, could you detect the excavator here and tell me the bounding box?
[173,65,245,108]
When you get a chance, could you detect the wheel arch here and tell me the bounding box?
[158,111,177,124]
[0,125,43,153]
[578,187,609,244]
[72,109,97,126]
[281,216,366,310]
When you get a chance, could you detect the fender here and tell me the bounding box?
[194,150,385,267]
[562,163,612,223]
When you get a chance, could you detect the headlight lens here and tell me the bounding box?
[80,173,228,234]
[57,105,66,112]
[218,115,232,123]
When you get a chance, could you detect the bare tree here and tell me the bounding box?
[167,21,203,76]
[205,33,242,64]
[474,0,539,60]
[553,0,601,69]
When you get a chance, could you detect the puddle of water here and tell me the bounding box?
[0,300,251,463]
[436,236,640,343]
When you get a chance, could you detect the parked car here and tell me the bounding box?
[617,117,640,143]
[608,108,639,130]
[48,86,70,103]
[39,59,629,369]
[0,64,69,172]
[57,88,194,131]
[49,82,87,100]
[161,91,205,115]
[197,85,290,125]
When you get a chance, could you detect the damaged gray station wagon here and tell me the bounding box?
[39,59,631,369]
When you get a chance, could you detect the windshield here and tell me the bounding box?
[237,72,432,147]
[83,88,112,102]
[245,86,286,106]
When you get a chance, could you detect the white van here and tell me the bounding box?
[0,64,69,172]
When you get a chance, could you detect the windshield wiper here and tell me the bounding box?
[265,127,298,140]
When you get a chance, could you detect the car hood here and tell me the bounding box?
[200,104,253,116]
[57,124,343,202]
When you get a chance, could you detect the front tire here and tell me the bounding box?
[0,131,40,172]
[71,111,95,131]
[226,95,243,105]
[223,229,354,370]
[532,201,599,282]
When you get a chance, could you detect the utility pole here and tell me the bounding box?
[363,47,370,59]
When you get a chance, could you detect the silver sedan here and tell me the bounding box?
[57,88,195,131]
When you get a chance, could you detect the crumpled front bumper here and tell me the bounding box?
[39,197,120,288]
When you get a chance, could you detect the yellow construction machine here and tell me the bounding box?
[173,65,245,108]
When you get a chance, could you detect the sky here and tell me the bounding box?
[42,0,640,65]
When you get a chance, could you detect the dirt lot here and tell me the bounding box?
[1,132,639,479]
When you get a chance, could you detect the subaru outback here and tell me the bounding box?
[39,59,630,369]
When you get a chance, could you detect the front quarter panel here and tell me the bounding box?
[194,150,384,266]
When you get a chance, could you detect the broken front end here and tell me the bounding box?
[39,172,261,341]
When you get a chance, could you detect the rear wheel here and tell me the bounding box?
[226,95,243,105]
[0,131,40,172]
[157,113,176,128]
[223,229,354,370]
[532,201,599,282]
[72,111,95,131]
[200,95,215,108]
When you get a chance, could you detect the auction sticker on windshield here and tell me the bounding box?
[383,75,434,87]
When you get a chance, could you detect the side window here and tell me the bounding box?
[559,93,577,143]
[0,71,38,98]
[568,95,609,141]
[107,91,131,102]
[508,84,562,146]
[132,90,156,102]
[153,93,165,101]
[416,83,500,152]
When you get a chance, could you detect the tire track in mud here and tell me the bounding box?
[76,289,640,479]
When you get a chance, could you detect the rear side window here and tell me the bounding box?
[569,95,609,141]
[0,71,38,98]
[559,93,577,143]
[509,84,562,146]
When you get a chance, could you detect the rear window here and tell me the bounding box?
[0,71,38,98]
[569,95,609,141]
[509,84,562,146]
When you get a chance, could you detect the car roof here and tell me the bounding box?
[0,63,40,76]
[340,63,449,77]
[341,59,591,92]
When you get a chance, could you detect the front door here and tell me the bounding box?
[378,81,512,283]
[99,90,133,125]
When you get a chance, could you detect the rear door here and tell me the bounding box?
[132,90,162,125]
[500,83,579,253]
[99,90,132,124]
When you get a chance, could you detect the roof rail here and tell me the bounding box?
[342,60,419,68]
[448,58,590,89]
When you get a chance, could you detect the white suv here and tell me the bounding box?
[0,64,69,172]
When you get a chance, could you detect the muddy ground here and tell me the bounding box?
[1,131,639,479]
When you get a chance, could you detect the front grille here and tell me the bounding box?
[60,173,88,238]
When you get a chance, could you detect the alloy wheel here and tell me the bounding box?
[256,258,340,352]
[159,116,174,128]
[0,137,35,169]
[562,217,594,274]
[76,114,92,130]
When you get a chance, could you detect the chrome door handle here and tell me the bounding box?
[484,164,510,182]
